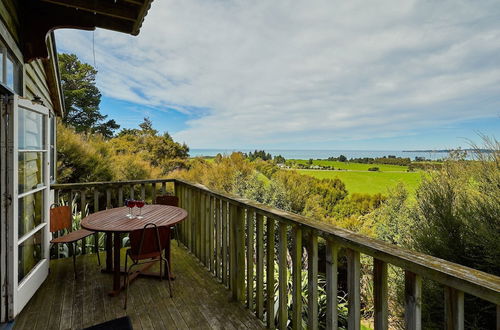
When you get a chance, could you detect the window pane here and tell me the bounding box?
[0,52,3,83]
[18,229,43,283]
[6,56,13,89]
[18,190,43,238]
[19,108,45,150]
[18,152,45,194]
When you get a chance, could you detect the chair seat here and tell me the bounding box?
[127,249,162,261]
[50,229,95,244]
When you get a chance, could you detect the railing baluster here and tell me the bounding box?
[292,225,302,329]
[118,186,123,206]
[141,184,146,201]
[80,190,87,254]
[374,259,388,330]
[200,193,206,265]
[278,221,288,329]
[236,206,246,303]
[307,231,318,329]
[444,287,464,330]
[93,189,100,254]
[215,198,221,279]
[326,239,338,330]
[404,271,422,330]
[247,209,255,311]
[266,217,276,329]
[129,185,134,199]
[222,200,228,286]
[209,195,214,273]
[152,182,157,203]
[106,188,111,209]
[161,182,166,194]
[347,248,360,329]
[256,213,264,320]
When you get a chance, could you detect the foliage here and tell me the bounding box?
[246,150,272,161]
[58,53,119,138]
[57,118,187,183]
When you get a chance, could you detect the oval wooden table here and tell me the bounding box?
[81,205,187,296]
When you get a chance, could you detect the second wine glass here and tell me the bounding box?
[136,200,145,219]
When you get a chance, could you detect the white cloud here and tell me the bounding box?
[56,0,500,148]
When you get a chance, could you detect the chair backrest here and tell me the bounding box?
[50,205,72,233]
[155,195,179,207]
[129,223,170,258]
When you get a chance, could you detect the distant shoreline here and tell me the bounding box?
[402,149,492,153]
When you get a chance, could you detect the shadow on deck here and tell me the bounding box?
[14,244,265,330]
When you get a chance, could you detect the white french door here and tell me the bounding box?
[6,96,50,318]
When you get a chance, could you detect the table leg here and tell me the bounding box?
[105,233,113,272]
[109,232,121,296]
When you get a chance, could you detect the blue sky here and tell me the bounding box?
[56,0,500,150]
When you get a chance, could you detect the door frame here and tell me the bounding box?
[6,96,50,319]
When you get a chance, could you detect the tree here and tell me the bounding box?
[58,53,120,138]
[338,155,347,162]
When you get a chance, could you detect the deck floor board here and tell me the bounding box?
[14,244,264,330]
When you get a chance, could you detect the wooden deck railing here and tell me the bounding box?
[52,178,500,329]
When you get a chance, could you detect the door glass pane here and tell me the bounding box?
[18,152,45,194]
[0,52,3,82]
[18,190,43,238]
[6,56,14,89]
[19,108,45,150]
[18,229,43,283]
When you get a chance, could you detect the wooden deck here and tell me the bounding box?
[14,244,265,330]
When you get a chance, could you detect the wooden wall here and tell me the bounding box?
[0,0,62,114]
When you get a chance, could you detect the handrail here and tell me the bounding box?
[174,178,500,305]
[51,178,174,190]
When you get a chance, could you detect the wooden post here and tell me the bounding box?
[347,249,360,330]
[161,182,166,194]
[236,206,246,303]
[152,182,157,204]
[307,231,318,329]
[256,213,264,320]
[118,186,123,206]
[140,184,145,201]
[80,190,86,254]
[266,217,276,329]
[215,198,221,279]
[292,225,302,329]
[247,209,255,310]
[222,201,228,286]
[444,287,464,330]
[278,221,288,329]
[230,204,237,296]
[129,185,134,199]
[208,195,214,273]
[374,259,388,330]
[200,193,206,265]
[106,188,111,209]
[404,271,422,330]
[93,190,99,254]
[326,240,339,330]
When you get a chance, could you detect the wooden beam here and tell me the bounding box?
[405,271,422,330]
[40,0,139,22]
[444,287,464,330]
[374,259,388,330]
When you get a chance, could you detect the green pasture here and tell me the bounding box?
[297,169,422,195]
[288,159,409,172]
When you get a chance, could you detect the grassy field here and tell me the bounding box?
[288,159,410,172]
[297,169,422,195]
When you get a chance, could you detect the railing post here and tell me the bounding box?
[326,239,339,330]
[208,195,214,273]
[200,192,206,265]
[140,184,145,201]
[236,206,246,303]
[222,201,228,286]
[307,231,318,329]
[230,204,237,296]
[347,248,360,329]
[161,182,166,194]
[278,221,288,329]
[444,287,464,330]
[106,188,111,209]
[215,198,221,279]
[129,185,134,200]
[266,217,276,329]
[374,259,388,330]
[80,190,87,254]
[292,225,302,329]
[256,213,264,320]
[247,209,255,311]
[404,271,422,330]
[93,189,99,254]
[118,186,123,206]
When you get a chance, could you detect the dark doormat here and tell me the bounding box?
[83,316,133,330]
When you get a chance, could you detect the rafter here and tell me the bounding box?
[40,0,139,22]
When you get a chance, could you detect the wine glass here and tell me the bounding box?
[128,199,136,218]
[125,199,132,218]
[136,200,145,219]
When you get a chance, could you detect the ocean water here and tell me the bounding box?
[189,149,452,161]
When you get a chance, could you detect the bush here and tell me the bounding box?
[367,167,379,172]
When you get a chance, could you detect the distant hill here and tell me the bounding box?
[402,149,493,153]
